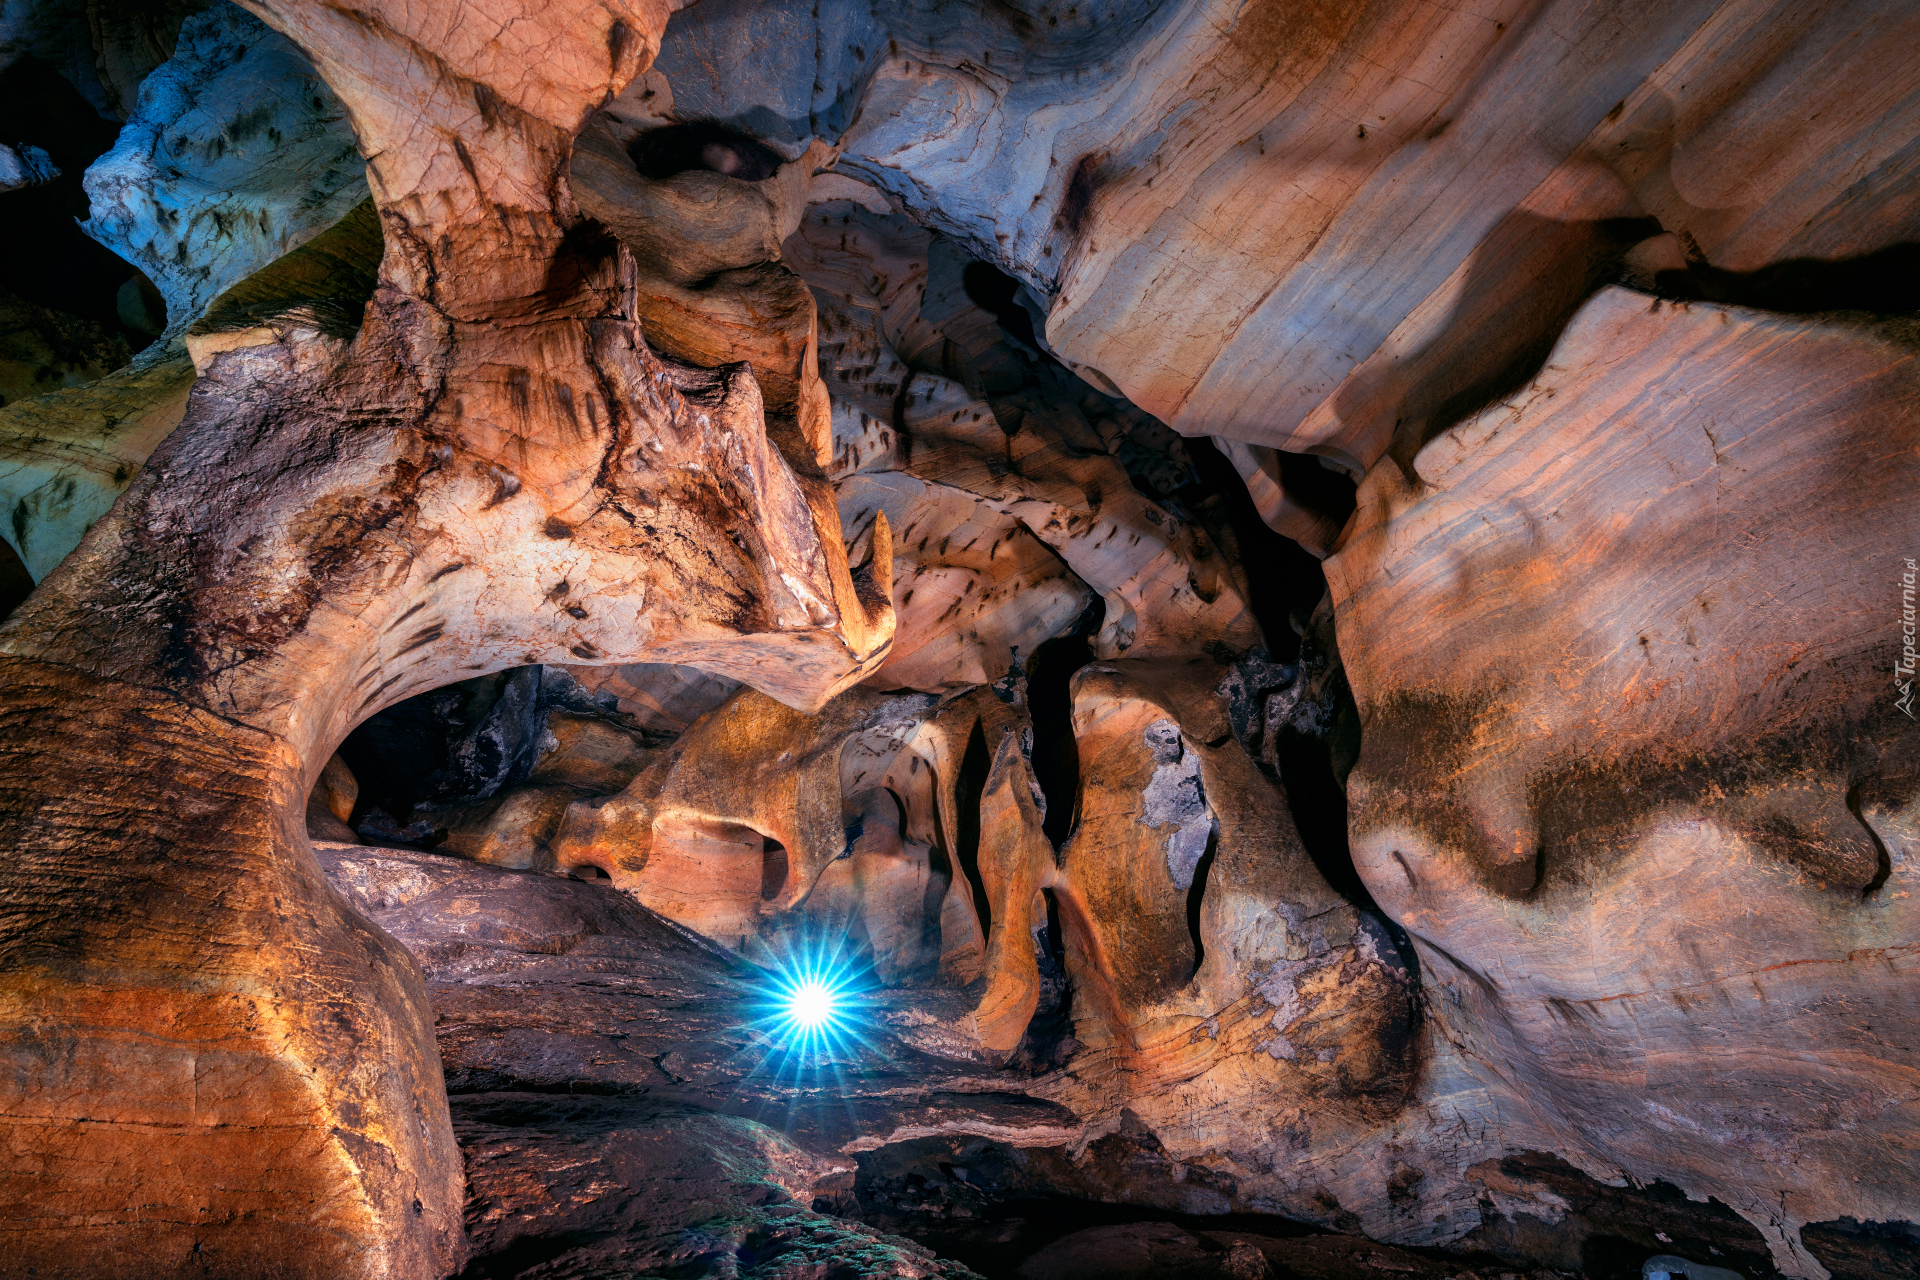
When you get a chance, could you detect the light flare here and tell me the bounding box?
[756,941,865,1058]
[786,979,838,1030]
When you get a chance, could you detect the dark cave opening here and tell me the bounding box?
[950,718,994,943]
[1023,598,1105,849]
[626,121,784,182]
[1177,437,1382,902]
[0,536,30,621]
[961,259,1043,353]
[335,667,547,843]
[1665,239,1920,316]
[1006,883,1077,1072]
[759,835,789,901]
[1184,820,1220,980]
[327,665,647,849]
[1180,437,1333,666]
[0,57,160,360]
[1176,435,1421,981]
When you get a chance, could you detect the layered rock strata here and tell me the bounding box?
[0,0,889,1272]
[0,0,1915,1277]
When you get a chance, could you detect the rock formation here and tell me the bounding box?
[81,2,367,351]
[0,0,1915,1278]
[0,0,368,584]
[0,0,887,1272]
[1330,288,1920,1274]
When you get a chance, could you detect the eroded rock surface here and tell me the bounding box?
[0,0,890,1272]
[1329,289,1920,1275]
[3,0,1918,1276]
[80,2,367,351]
[317,840,1055,1276]
[650,0,1920,550]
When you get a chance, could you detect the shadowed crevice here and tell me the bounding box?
[1024,599,1104,848]
[952,718,993,943]
[626,121,784,182]
[1184,820,1219,980]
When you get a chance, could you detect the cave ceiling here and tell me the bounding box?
[0,1,1915,1278]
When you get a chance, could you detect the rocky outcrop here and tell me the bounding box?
[791,197,1257,674]
[455,1093,988,1280]
[0,347,192,578]
[570,97,834,440]
[0,2,376,584]
[0,0,890,1273]
[0,183,375,585]
[1045,659,1416,1139]
[318,839,1061,1276]
[80,2,367,351]
[0,141,57,191]
[648,0,1920,552]
[1329,288,1920,1275]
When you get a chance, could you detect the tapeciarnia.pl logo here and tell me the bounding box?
[1899,556,1917,719]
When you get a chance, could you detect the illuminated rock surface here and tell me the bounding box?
[0,0,1916,1278]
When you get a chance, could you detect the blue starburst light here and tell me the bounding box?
[751,930,871,1061]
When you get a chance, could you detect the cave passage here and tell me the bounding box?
[6,3,1918,1278]
[627,121,784,182]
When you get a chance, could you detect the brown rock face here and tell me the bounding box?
[1054,660,1415,1108]
[538,652,1419,1231]
[6,0,1920,1274]
[548,682,1040,1058]
[0,670,460,1278]
[1023,0,1920,554]
[0,0,889,1273]
[315,839,1055,1275]
[1329,289,1920,1273]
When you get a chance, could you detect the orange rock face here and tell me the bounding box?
[0,0,891,1273]
[4,0,1919,1275]
[1330,288,1920,1273]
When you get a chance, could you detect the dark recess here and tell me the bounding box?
[961,259,1042,353]
[1056,152,1103,238]
[848,1136,1858,1280]
[1799,1217,1920,1280]
[1448,1151,1788,1280]
[1667,240,1920,316]
[759,836,789,900]
[1004,603,1106,1072]
[1179,436,1385,919]
[0,536,31,621]
[1022,598,1104,848]
[333,665,638,845]
[0,58,157,350]
[1184,823,1219,978]
[337,669,536,836]
[1180,436,1341,665]
[950,719,994,942]
[849,1129,1315,1279]
[1004,884,1076,1073]
[627,121,783,182]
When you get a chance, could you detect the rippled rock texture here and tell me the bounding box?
[0,0,1916,1277]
